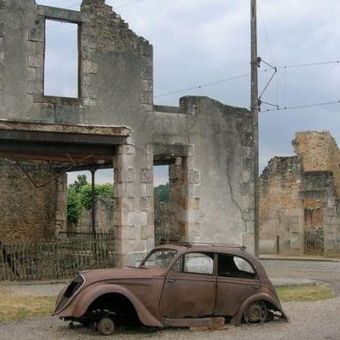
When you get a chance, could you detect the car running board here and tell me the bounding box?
[163,316,225,329]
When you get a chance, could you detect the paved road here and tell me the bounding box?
[262,260,340,294]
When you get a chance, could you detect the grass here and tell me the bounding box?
[276,284,336,302]
[0,289,56,321]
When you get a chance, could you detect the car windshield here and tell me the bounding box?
[141,249,177,269]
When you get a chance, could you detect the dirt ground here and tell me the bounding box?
[1,259,340,339]
[0,296,340,340]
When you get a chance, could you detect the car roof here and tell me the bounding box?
[153,243,266,277]
[155,243,249,257]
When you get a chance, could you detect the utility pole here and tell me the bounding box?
[251,0,260,256]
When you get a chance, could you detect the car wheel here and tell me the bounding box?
[243,301,268,324]
[97,317,115,336]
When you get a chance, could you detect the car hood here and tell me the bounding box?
[80,266,166,285]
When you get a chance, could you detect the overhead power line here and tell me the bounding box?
[155,73,250,98]
[261,100,340,112]
[277,60,340,69]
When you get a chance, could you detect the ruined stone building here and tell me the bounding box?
[0,0,256,265]
[260,131,340,256]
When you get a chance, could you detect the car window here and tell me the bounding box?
[217,254,256,279]
[141,249,177,269]
[173,252,214,275]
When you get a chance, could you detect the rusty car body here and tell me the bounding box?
[54,244,288,335]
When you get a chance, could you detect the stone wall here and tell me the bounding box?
[0,159,66,243]
[260,157,303,255]
[260,131,340,256]
[0,0,256,265]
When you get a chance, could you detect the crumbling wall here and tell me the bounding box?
[260,157,304,255]
[0,159,67,243]
[0,0,256,265]
[261,131,340,256]
[151,97,256,252]
[294,131,340,197]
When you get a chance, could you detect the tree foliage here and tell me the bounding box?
[67,175,114,223]
[79,183,114,210]
[154,183,170,203]
[67,186,82,224]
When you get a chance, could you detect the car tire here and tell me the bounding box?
[243,301,268,324]
[97,317,115,336]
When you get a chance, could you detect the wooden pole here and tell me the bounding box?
[251,0,260,256]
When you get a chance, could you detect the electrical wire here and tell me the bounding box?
[261,100,340,112]
[278,60,340,69]
[155,73,250,98]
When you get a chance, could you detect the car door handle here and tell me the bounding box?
[167,279,176,285]
[251,285,259,290]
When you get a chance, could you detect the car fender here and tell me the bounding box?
[232,293,289,326]
[61,283,163,328]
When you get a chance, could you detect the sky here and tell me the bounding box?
[37,0,340,185]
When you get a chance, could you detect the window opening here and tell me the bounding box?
[174,253,214,275]
[154,165,170,245]
[44,20,79,98]
[217,254,256,279]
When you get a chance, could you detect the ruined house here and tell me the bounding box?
[0,0,256,266]
[260,131,340,256]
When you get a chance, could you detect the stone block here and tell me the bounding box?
[114,210,129,226]
[81,97,95,106]
[127,211,148,226]
[27,55,43,68]
[243,171,251,182]
[115,168,135,183]
[127,197,135,212]
[0,23,4,37]
[140,196,152,211]
[140,168,152,183]
[141,225,154,240]
[0,1,5,10]
[0,50,4,65]
[124,168,135,183]
[187,197,200,210]
[82,73,97,88]
[186,222,200,237]
[0,37,3,49]
[26,80,40,95]
[28,27,43,42]
[188,169,200,185]
[83,59,97,74]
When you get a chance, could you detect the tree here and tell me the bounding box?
[67,186,81,224]
[69,174,88,193]
[79,183,114,210]
[154,183,170,203]
[67,175,114,223]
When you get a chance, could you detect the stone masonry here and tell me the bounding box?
[0,159,66,243]
[260,131,340,256]
[0,0,256,266]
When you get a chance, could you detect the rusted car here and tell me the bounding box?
[54,244,288,335]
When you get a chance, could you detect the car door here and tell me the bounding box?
[159,252,216,319]
[215,254,260,317]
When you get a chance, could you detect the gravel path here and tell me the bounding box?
[1,260,340,339]
[1,297,340,339]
